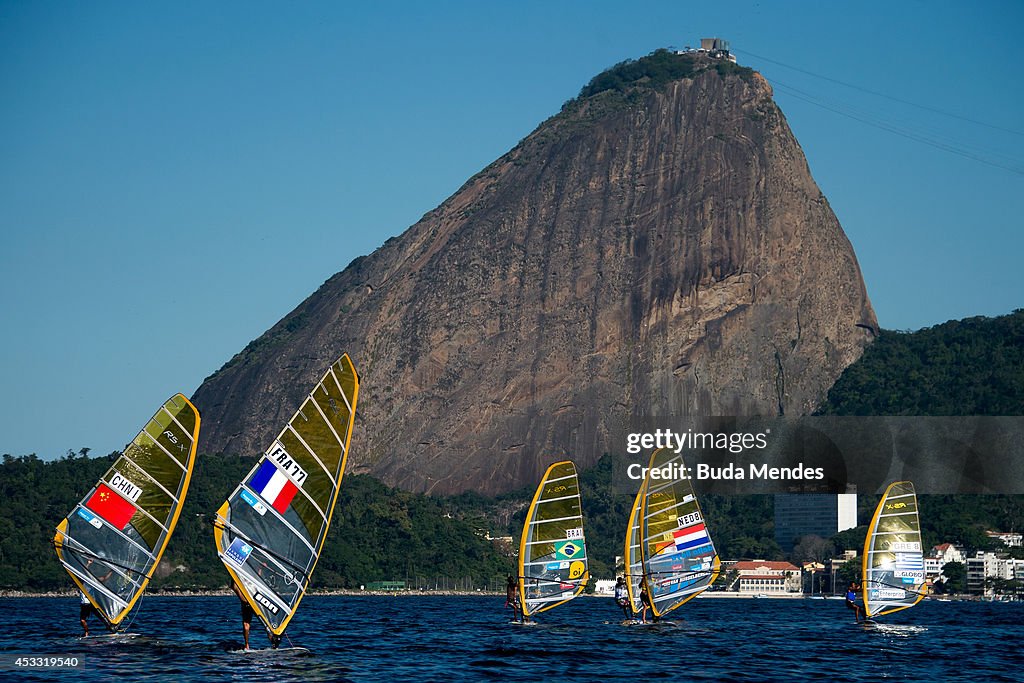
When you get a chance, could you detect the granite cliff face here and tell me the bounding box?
[192,54,877,495]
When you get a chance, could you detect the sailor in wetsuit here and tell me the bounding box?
[638,578,656,623]
[79,557,113,637]
[505,575,524,623]
[845,582,864,623]
[232,582,255,649]
[79,592,97,637]
[614,576,632,620]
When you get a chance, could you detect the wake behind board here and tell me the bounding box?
[508,620,538,626]
[81,632,141,640]
[228,646,311,656]
[630,620,678,628]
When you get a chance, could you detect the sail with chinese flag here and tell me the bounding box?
[53,394,200,629]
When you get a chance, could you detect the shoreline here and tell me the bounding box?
[0,589,992,601]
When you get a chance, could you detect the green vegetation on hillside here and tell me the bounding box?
[577,48,753,99]
[0,451,513,592]
[818,310,1024,563]
[819,309,1024,416]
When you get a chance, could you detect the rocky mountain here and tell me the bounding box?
[191,50,877,495]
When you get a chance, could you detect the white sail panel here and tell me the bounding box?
[624,481,645,615]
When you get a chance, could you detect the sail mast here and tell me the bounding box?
[624,480,646,615]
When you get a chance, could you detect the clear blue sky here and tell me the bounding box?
[2,1,1022,459]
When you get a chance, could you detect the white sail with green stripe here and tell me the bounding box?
[862,480,925,618]
[53,394,200,628]
[213,354,359,637]
[518,460,589,617]
[641,448,720,617]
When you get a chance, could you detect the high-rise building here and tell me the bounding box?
[774,493,858,551]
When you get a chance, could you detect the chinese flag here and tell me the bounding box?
[86,483,137,530]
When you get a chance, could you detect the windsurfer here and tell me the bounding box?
[639,578,655,623]
[79,592,97,637]
[845,582,864,623]
[79,557,113,636]
[232,582,255,649]
[614,576,631,620]
[505,575,524,623]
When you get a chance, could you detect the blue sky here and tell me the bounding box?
[2,1,1022,459]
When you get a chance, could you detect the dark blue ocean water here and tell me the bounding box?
[0,595,1020,682]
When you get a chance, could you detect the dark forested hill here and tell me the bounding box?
[817,309,1024,560]
[819,309,1024,416]
[0,452,513,592]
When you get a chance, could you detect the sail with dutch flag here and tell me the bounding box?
[213,354,358,639]
[640,448,720,617]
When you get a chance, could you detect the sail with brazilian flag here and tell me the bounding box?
[517,460,589,618]
[213,354,359,638]
[53,394,201,629]
[641,448,720,617]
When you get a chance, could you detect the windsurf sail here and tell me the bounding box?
[53,394,200,628]
[213,354,358,636]
[623,479,646,615]
[861,480,925,618]
[517,460,589,616]
[640,448,720,617]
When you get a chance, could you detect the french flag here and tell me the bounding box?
[249,460,299,514]
[673,522,709,551]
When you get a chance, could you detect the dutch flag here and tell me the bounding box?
[672,522,709,551]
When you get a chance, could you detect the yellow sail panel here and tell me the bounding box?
[641,449,719,617]
[214,354,359,636]
[624,480,645,615]
[518,460,588,616]
[53,394,200,627]
[862,481,925,618]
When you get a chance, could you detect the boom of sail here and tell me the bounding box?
[213,354,359,636]
[862,480,925,618]
[53,394,201,628]
[640,449,720,617]
[518,460,589,617]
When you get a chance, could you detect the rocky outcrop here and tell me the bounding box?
[192,54,876,495]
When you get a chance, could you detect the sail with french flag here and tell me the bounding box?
[213,354,359,639]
